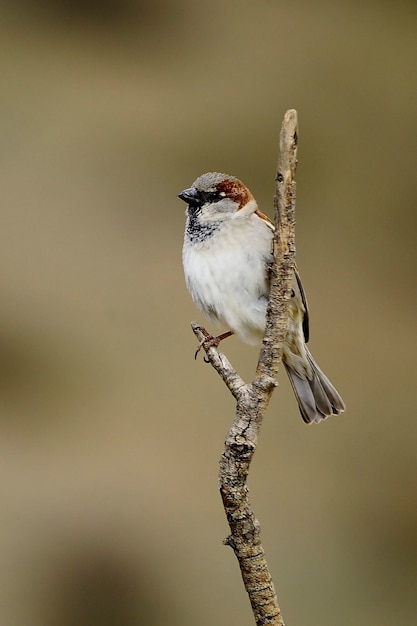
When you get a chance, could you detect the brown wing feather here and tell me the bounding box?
[254,209,275,230]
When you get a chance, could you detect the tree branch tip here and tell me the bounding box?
[283,108,298,125]
[285,107,297,116]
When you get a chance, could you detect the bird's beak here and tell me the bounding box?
[178,187,200,205]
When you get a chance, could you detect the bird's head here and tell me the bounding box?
[178,172,257,223]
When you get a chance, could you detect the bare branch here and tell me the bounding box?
[191,110,298,626]
[256,108,298,384]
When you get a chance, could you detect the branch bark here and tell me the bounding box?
[192,109,298,626]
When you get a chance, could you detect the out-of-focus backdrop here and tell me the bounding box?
[1,1,416,624]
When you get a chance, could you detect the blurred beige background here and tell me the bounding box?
[0,1,416,624]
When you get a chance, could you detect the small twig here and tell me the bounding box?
[191,110,298,626]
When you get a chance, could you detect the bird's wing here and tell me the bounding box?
[254,209,274,230]
[294,264,309,343]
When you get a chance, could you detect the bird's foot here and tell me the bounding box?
[194,330,234,361]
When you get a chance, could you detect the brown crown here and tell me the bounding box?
[216,178,253,210]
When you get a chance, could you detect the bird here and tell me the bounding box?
[178,172,345,424]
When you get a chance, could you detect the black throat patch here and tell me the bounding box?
[185,207,220,244]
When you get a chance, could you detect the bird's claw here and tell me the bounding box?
[194,330,234,361]
[194,334,218,360]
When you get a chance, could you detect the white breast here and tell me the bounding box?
[183,213,273,344]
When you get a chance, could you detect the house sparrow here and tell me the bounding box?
[178,172,345,424]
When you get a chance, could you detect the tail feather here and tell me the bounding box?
[284,348,345,424]
[306,348,346,415]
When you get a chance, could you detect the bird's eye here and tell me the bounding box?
[208,191,226,202]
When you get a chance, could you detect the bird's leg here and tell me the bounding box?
[194,330,234,360]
